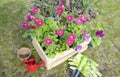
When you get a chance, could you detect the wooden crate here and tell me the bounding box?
[31,37,91,70]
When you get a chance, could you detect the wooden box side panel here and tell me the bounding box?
[47,37,91,63]
[32,38,48,63]
[46,38,91,70]
[46,48,75,70]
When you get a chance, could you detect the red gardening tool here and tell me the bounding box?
[22,58,45,72]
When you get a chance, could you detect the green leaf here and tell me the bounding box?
[22,30,35,38]
[36,13,44,20]
[84,5,91,13]
[96,22,103,30]
[91,36,101,47]
[62,12,68,18]
[22,32,29,38]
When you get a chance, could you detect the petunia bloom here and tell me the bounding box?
[33,17,39,23]
[75,18,83,24]
[56,29,64,37]
[22,23,29,29]
[75,45,82,51]
[32,6,38,14]
[82,30,86,36]
[45,38,53,46]
[29,26,36,29]
[51,15,56,19]
[57,7,63,15]
[26,14,33,22]
[84,34,90,41]
[81,14,88,22]
[68,34,76,41]
[66,39,74,46]
[96,30,105,38]
[59,2,65,7]
[66,15,74,22]
[37,20,44,27]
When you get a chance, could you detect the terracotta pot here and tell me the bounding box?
[17,47,31,61]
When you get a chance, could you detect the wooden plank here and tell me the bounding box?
[32,38,48,63]
[47,45,88,70]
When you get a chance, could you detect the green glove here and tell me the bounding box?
[68,53,102,77]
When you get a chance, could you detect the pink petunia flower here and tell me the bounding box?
[66,39,74,46]
[33,17,39,23]
[29,26,36,29]
[75,18,83,24]
[68,34,76,41]
[56,29,64,37]
[81,14,88,22]
[26,14,33,22]
[57,7,63,15]
[37,20,44,27]
[59,2,65,7]
[82,30,86,36]
[45,38,53,46]
[66,15,74,22]
[32,6,38,14]
[22,23,29,29]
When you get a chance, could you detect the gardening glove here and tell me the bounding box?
[87,59,98,67]
[68,53,83,70]
[81,61,95,77]
[81,60,102,77]
[69,53,83,64]
[68,53,102,77]
[89,64,102,77]
[77,56,88,71]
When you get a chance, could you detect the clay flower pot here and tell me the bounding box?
[17,47,31,61]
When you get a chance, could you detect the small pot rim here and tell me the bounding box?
[17,47,31,61]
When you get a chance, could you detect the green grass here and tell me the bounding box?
[0,0,120,77]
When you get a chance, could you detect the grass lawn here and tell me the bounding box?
[0,0,120,77]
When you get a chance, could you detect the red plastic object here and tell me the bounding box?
[22,58,45,72]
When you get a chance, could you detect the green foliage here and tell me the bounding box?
[68,53,102,77]
[81,0,95,13]
[90,22,103,47]
[22,0,103,58]
[23,16,62,58]
[32,0,96,17]
[32,0,60,17]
